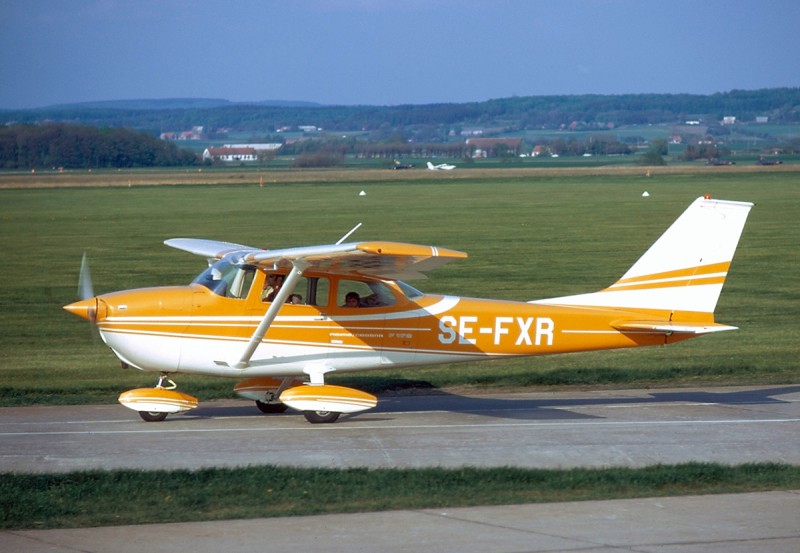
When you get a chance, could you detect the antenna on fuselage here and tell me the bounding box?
[336,222,362,245]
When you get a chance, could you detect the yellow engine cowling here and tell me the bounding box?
[279,385,377,414]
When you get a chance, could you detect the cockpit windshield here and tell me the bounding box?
[396,280,423,299]
[193,256,256,299]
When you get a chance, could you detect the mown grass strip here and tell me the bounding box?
[2,463,798,529]
[1,171,798,405]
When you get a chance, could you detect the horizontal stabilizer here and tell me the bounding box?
[612,320,738,335]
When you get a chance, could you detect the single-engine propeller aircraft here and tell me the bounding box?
[427,161,456,170]
[64,196,753,423]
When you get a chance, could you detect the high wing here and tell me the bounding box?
[165,238,468,280]
[166,237,467,369]
[164,238,259,261]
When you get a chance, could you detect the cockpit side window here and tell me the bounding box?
[227,266,256,299]
[193,258,256,299]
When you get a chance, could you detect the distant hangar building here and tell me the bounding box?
[202,143,282,163]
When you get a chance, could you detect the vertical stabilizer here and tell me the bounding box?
[534,197,753,321]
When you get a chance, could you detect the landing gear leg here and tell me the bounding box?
[156,373,177,390]
[254,376,293,414]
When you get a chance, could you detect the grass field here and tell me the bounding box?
[1,167,798,529]
[0,167,798,404]
[3,462,798,529]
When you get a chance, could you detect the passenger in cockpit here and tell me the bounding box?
[344,291,360,308]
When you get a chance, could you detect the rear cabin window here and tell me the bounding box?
[337,279,397,308]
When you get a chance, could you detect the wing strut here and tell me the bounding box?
[234,261,307,369]
[336,222,362,245]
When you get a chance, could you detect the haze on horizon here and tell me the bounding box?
[2,0,798,110]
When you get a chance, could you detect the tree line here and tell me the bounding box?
[2,88,797,136]
[0,124,196,169]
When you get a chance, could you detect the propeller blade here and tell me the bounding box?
[78,252,94,300]
[71,253,100,342]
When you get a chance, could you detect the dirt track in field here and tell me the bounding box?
[1,164,797,189]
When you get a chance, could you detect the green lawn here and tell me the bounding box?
[3,463,798,529]
[2,169,798,530]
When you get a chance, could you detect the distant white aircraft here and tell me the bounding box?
[427,161,456,171]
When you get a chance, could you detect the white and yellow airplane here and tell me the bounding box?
[64,196,752,423]
[427,161,456,170]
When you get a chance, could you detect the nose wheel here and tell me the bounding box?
[118,373,198,422]
[138,374,176,421]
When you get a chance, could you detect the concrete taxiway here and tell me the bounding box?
[1,385,798,472]
[3,385,799,552]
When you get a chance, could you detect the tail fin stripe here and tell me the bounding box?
[611,261,730,287]
[606,274,726,292]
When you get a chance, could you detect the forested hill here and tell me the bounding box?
[1,88,798,133]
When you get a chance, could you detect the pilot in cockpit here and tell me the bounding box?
[261,273,285,302]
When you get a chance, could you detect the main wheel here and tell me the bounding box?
[303,410,340,424]
[139,411,168,422]
[255,400,289,414]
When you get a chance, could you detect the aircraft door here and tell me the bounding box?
[250,273,334,366]
[288,275,333,363]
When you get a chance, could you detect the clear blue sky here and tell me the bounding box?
[2,0,798,109]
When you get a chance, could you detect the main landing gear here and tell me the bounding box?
[255,400,289,414]
[234,378,342,422]
[257,400,339,423]
[234,377,375,423]
[302,410,341,424]
[138,410,168,422]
